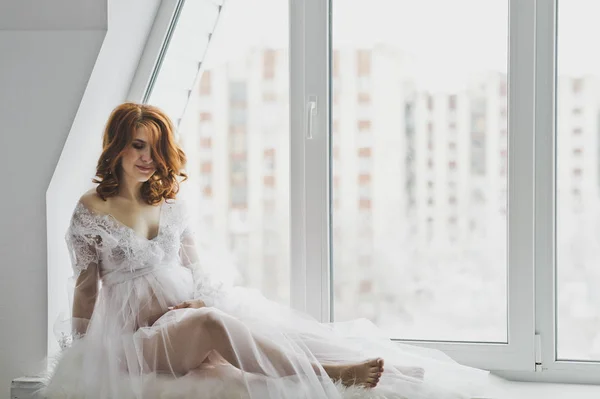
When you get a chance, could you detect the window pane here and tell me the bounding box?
[160,0,290,305]
[331,0,508,342]
[557,0,600,361]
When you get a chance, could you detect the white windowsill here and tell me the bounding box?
[12,374,600,399]
[488,375,600,399]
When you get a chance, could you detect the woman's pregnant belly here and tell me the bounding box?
[133,265,195,329]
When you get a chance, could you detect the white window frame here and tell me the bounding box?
[128,0,185,103]
[291,0,537,374]
[497,0,600,384]
[289,0,331,321]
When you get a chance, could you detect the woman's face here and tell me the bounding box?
[120,126,156,181]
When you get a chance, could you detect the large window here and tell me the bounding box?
[331,0,508,343]
[143,0,600,383]
[556,0,600,362]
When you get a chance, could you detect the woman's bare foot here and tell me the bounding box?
[324,358,384,388]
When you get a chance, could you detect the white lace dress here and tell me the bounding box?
[43,199,491,399]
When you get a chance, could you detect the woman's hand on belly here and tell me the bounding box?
[168,299,206,311]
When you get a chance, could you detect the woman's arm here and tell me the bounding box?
[179,226,224,307]
[66,198,103,338]
[72,260,99,336]
[179,230,200,268]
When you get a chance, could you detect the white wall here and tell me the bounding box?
[47,0,163,353]
[0,1,106,394]
[0,0,161,395]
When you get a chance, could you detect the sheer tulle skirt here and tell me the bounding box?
[45,265,490,399]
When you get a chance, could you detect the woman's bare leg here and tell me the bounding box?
[140,308,383,386]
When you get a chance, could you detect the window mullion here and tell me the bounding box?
[290,0,330,322]
[290,0,308,314]
[534,0,557,374]
[504,0,537,370]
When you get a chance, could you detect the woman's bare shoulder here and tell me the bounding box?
[78,189,109,214]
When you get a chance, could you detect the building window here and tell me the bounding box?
[200,137,212,148]
[449,95,457,110]
[263,175,275,187]
[358,147,371,158]
[572,78,583,94]
[358,279,373,293]
[201,162,212,173]
[427,95,434,111]
[357,92,371,104]
[357,120,371,132]
[358,174,371,185]
[263,49,276,80]
[357,49,371,77]
[200,71,211,95]
[359,199,371,209]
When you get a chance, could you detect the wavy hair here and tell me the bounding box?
[93,102,188,205]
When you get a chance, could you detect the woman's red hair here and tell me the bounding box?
[93,102,187,205]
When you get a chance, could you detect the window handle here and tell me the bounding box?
[306,96,317,140]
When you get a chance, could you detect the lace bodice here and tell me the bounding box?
[66,200,190,283]
[63,197,225,340]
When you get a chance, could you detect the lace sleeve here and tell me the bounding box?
[65,203,101,339]
[66,203,101,276]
